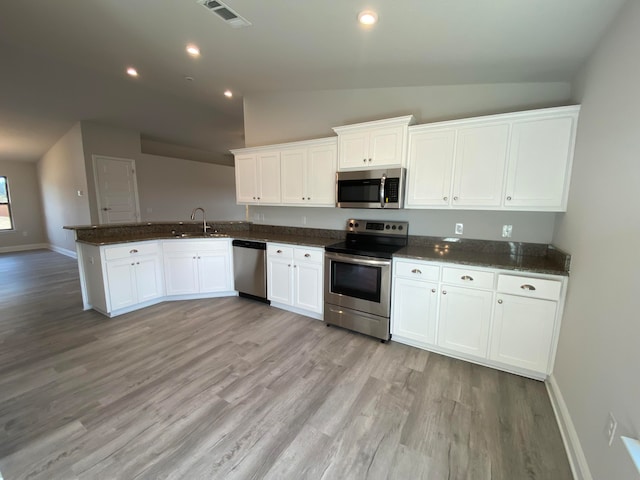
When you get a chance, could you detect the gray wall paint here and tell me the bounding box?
[252,207,556,243]
[553,1,640,478]
[243,82,572,146]
[37,123,91,252]
[80,121,245,224]
[0,160,47,249]
[244,82,572,242]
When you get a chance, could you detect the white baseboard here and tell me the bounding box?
[0,243,49,254]
[48,244,77,259]
[546,374,593,480]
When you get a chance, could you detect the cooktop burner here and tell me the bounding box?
[325,219,409,259]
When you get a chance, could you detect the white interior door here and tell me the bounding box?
[94,156,141,224]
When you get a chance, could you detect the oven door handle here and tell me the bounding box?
[325,251,391,267]
[379,173,386,208]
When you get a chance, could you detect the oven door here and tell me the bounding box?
[324,251,392,317]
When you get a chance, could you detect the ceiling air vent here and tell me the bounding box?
[197,0,252,28]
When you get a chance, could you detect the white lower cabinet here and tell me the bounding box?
[163,240,233,295]
[391,259,567,379]
[105,255,163,311]
[489,274,562,373]
[437,285,493,357]
[267,243,323,318]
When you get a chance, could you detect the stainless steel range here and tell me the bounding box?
[324,219,409,341]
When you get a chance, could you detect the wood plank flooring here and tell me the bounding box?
[0,249,573,479]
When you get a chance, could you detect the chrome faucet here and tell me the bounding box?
[190,207,210,233]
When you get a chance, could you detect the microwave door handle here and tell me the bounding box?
[379,174,386,208]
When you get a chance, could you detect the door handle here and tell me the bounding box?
[379,173,386,208]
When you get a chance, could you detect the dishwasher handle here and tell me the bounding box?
[232,240,266,250]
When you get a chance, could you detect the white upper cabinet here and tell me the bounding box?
[233,150,281,205]
[280,139,337,206]
[406,128,455,207]
[233,137,336,207]
[333,115,415,170]
[503,109,579,210]
[405,106,580,211]
[452,123,509,208]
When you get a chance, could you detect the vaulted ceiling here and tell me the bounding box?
[0,0,627,163]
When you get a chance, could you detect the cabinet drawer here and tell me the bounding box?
[104,242,159,260]
[294,247,323,264]
[497,274,562,301]
[442,266,494,289]
[394,260,440,281]
[267,244,294,259]
[162,239,229,253]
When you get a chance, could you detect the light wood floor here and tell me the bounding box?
[0,250,572,480]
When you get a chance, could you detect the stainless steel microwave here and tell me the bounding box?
[336,168,405,209]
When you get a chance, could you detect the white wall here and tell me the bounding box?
[0,160,47,250]
[37,123,91,253]
[244,82,572,242]
[553,1,640,478]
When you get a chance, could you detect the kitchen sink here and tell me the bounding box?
[173,232,225,238]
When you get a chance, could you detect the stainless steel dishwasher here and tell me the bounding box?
[232,240,269,303]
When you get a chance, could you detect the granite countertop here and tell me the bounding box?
[68,222,570,276]
[395,245,569,276]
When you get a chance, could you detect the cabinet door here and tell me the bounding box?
[235,155,259,204]
[198,252,232,293]
[267,257,292,305]
[437,285,493,357]
[490,294,557,373]
[281,148,307,204]
[504,116,576,210]
[406,129,455,207]
[163,251,199,295]
[257,151,281,203]
[105,259,137,311]
[392,277,438,345]
[452,124,509,207]
[338,131,369,170]
[307,144,337,205]
[293,261,323,313]
[369,125,404,167]
[135,256,163,302]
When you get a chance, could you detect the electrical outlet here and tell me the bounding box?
[502,225,513,238]
[606,412,617,446]
[455,223,463,235]
[302,216,307,225]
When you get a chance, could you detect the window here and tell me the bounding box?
[0,176,13,230]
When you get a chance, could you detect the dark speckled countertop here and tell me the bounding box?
[65,221,570,276]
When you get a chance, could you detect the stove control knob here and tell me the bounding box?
[349,222,354,227]
[398,226,403,231]
[392,225,397,230]
[385,225,390,230]
[355,222,359,227]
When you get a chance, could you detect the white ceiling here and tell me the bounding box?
[0,0,627,163]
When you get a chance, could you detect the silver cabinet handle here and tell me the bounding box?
[288,264,291,267]
[431,288,436,293]
[130,249,138,254]
[443,196,448,201]
[363,158,367,163]
[294,265,297,268]
[302,197,305,200]
[253,196,256,200]
[461,275,474,281]
[102,207,112,211]
[442,290,447,295]
[130,262,134,266]
[277,249,282,253]
[411,268,422,274]
[368,158,372,162]
[520,284,536,291]
[136,262,140,265]
[453,196,459,201]
[498,299,503,304]
[507,196,512,201]
[304,253,310,258]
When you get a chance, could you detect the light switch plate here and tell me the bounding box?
[455,223,463,235]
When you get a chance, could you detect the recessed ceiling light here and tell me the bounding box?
[186,44,201,57]
[224,90,233,98]
[126,67,139,77]
[358,10,378,26]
